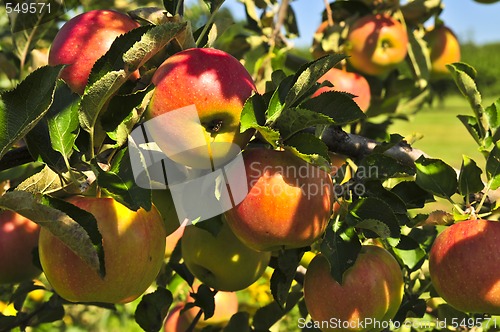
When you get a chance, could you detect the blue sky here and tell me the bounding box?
[193,0,500,46]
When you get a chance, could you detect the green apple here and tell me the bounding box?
[48,9,140,94]
[224,148,333,252]
[39,196,166,303]
[346,14,408,76]
[181,217,271,291]
[145,47,256,168]
[0,210,41,284]
[304,246,404,332]
[429,219,500,314]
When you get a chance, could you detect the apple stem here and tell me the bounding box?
[186,308,203,332]
[476,179,493,214]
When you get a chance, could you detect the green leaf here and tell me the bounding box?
[284,54,346,109]
[16,165,83,196]
[47,83,80,160]
[320,225,361,284]
[357,154,415,180]
[457,115,482,145]
[391,181,434,209]
[284,133,330,170]
[252,290,303,331]
[163,0,181,15]
[391,235,426,270]
[97,148,152,211]
[356,219,391,238]
[415,156,458,198]
[458,156,484,196]
[0,65,62,159]
[0,191,103,276]
[274,107,334,140]
[223,312,251,332]
[301,90,366,125]
[347,197,401,239]
[486,141,500,190]
[266,75,294,123]
[135,287,173,332]
[484,98,499,131]
[363,181,407,215]
[203,0,226,13]
[270,249,304,309]
[189,284,216,321]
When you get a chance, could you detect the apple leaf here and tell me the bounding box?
[266,75,294,124]
[187,284,216,321]
[300,90,366,125]
[163,0,182,15]
[405,26,431,81]
[457,115,482,145]
[391,181,435,209]
[16,165,85,196]
[274,107,334,140]
[270,248,305,309]
[320,225,361,284]
[391,235,426,271]
[128,7,170,25]
[224,312,252,332]
[135,287,173,332]
[458,156,484,196]
[284,54,346,110]
[203,0,225,13]
[484,98,500,132]
[0,65,62,160]
[252,290,303,331]
[486,141,500,190]
[46,82,80,162]
[347,197,401,239]
[415,156,458,198]
[96,148,152,212]
[122,22,188,72]
[284,133,330,170]
[357,154,415,180]
[363,181,407,215]
[0,191,104,277]
[355,219,391,238]
[240,94,281,147]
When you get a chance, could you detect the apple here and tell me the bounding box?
[345,14,408,76]
[146,47,256,168]
[48,9,140,94]
[165,225,185,258]
[164,305,192,332]
[38,196,166,303]
[184,282,239,328]
[424,25,461,79]
[224,148,333,252]
[429,219,500,314]
[304,246,404,331]
[313,68,371,112]
[181,217,271,291]
[0,210,41,284]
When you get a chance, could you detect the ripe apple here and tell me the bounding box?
[181,217,271,291]
[224,148,333,252]
[313,68,371,112]
[38,196,166,303]
[345,14,408,76]
[0,210,41,284]
[48,9,140,94]
[424,25,461,79]
[164,305,192,332]
[184,282,239,328]
[429,219,500,314]
[146,47,256,168]
[304,246,404,331]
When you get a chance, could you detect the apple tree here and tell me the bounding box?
[0,0,499,331]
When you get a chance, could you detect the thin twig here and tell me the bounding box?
[323,0,334,26]
[270,0,289,48]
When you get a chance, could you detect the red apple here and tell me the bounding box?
[38,196,166,303]
[224,148,333,252]
[313,68,371,112]
[304,246,404,331]
[164,305,192,332]
[0,210,41,284]
[346,14,408,76]
[429,219,500,314]
[48,9,140,94]
[146,48,256,168]
[424,25,461,79]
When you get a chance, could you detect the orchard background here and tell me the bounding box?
[1,0,500,331]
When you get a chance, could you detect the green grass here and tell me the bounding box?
[388,95,494,170]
